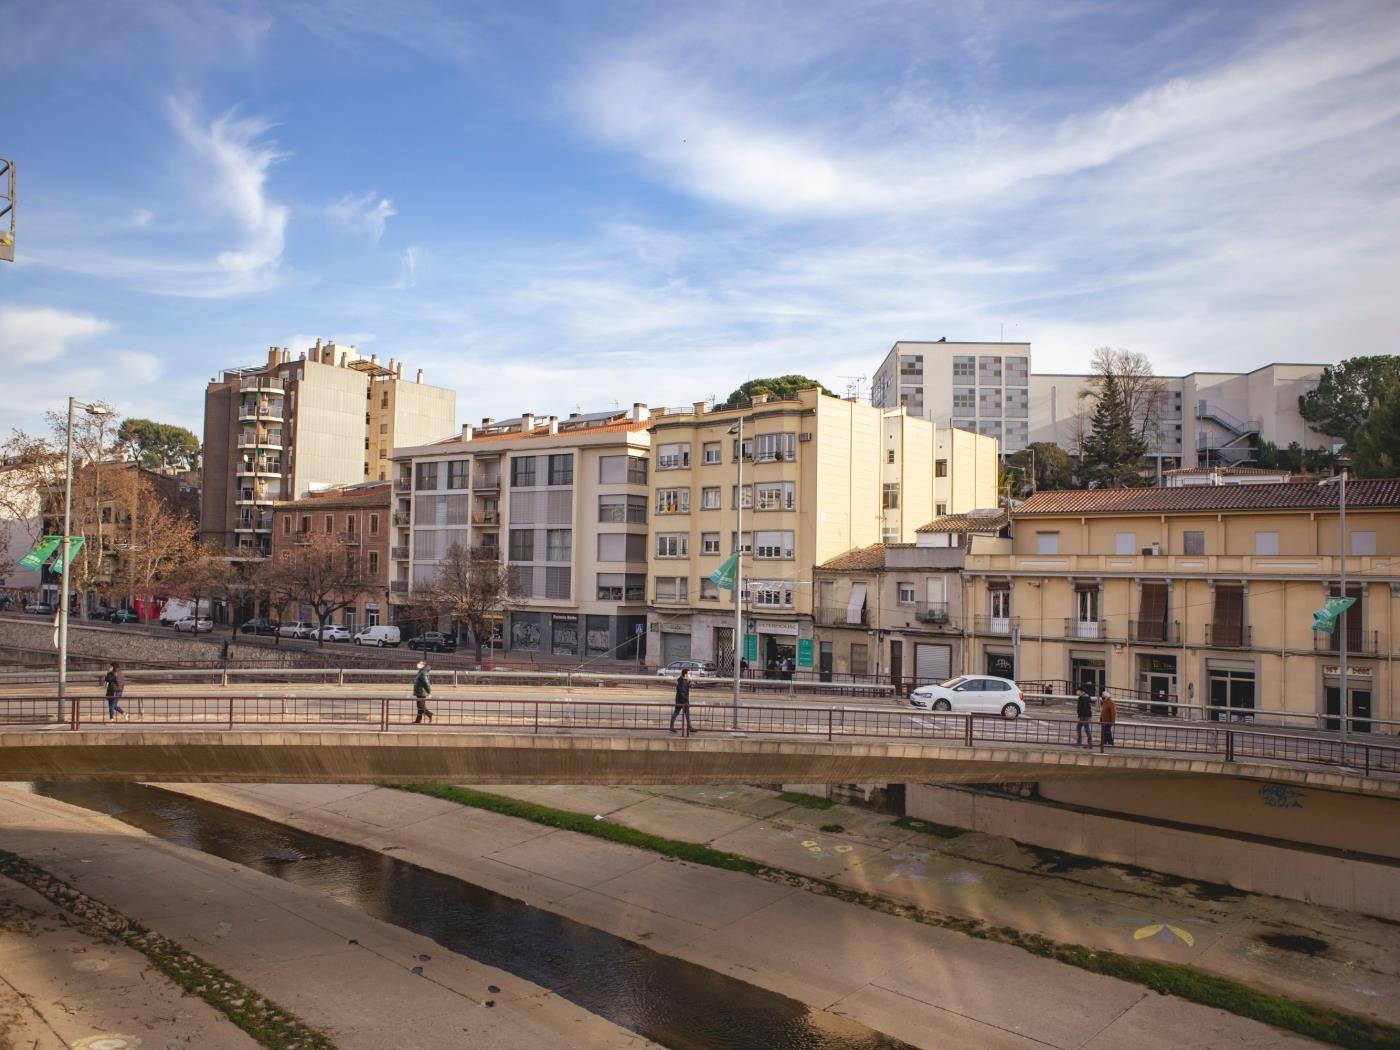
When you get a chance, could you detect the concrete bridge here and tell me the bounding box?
[1,695,1396,798]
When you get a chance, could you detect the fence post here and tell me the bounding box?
[534,700,539,734]
[827,707,833,741]
[221,668,228,687]
[338,668,344,687]
[227,697,235,730]
[1224,730,1234,762]
[964,714,973,747]
[71,697,80,731]
[381,697,389,732]
[452,670,459,688]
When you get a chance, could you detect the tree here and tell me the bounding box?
[278,533,372,646]
[1089,348,1166,450]
[1005,442,1074,493]
[413,544,518,660]
[1256,439,1339,475]
[719,375,832,410]
[1299,356,1400,450]
[1080,371,1147,488]
[1352,379,1400,478]
[110,473,200,613]
[117,418,201,473]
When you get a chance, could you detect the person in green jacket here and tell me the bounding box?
[412,660,434,724]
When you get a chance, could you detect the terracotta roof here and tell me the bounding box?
[273,491,391,510]
[1013,479,1400,516]
[1163,466,1290,476]
[916,509,1010,533]
[818,544,886,571]
[431,419,650,446]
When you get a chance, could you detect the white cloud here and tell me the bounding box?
[326,191,396,242]
[0,307,110,365]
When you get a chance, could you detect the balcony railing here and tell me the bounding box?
[474,475,501,490]
[390,581,409,593]
[391,545,410,560]
[1314,629,1380,655]
[653,592,690,605]
[342,531,361,545]
[1205,623,1252,648]
[392,511,410,526]
[472,546,499,560]
[472,510,499,525]
[974,615,1019,636]
[1129,620,1181,644]
[1064,618,1107,640]
[815,606,867,627]
[394,477,412,493]
[914,601,950,624]
[239,377,285,392]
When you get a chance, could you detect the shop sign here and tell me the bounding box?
[754,620,799,636]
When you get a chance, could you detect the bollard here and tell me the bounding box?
[338,668,344,687]
[221,668,229,687]
[380,697,389,732]
[964,714,973,747]
[227,697,235,729]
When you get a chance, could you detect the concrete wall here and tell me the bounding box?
[0,616,332,668]
[906,782,1400,920]
[291,361,369,498]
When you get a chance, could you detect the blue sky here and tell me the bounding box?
[2,0,1399,436]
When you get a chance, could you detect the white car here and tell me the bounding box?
[277,621,316,639]
[315,624,352,642]
[656,660,716,678]
[910,675,1025,719]
[354,625,401,647]
[172,616,213,633]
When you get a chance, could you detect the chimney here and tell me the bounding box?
[691,400,707,416]
[388,358,396,375]
[281,349,290,364]
[548,416,558,435]
[339,352,347,367]
[520,412,535,433]
[481,417,495,427]
[460,423,475,440]
[415,368,423,384]
[370,353,378,365]
[267,346,279,368]
[315,337,324,352]
[632,402,649,423]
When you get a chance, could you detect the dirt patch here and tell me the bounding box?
[1260,932,1330,957]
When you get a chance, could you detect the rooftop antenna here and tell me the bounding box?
[839,374,869,403]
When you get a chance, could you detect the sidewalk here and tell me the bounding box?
[159,782,1330,1049]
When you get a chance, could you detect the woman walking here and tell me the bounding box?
[669,668,695,734]
[412,660,434,724]
[104,662,126,721]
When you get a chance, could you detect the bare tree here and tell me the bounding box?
[1089,347,1167,451]
[112,473,200,614]
[414,544,516,660]
[279,532,372,646]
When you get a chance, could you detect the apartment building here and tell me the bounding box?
[644,388,998,671]
[872,340,1328,472]
[201,341,456,558]
[268,482,392,630]
[962,481,1400,729]
[391,407,653,659]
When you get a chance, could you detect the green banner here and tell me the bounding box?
[18,536,61,571]
[708,551,739,591]
[743,633,758,662]
[50,536,85,575]
[797,637,814,668]
[1312,595,1356,634]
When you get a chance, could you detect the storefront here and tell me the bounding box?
[751,618,799,675]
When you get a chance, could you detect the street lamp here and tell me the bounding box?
[57,397,112,716]
[727,416,749,729]
[1318,469,1349,744]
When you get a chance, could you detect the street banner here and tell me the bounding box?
[50,536,85,575]
[708,551,739,591]
[18,536,61,571]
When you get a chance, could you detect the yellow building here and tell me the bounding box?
[963,481,1400,729]
[645,388,997,670]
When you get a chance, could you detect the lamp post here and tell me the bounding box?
[56,397,111,717]
[1319,469,1348,743]
[727,415,748,729]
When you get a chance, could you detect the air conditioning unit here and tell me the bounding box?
[798,432,813,442]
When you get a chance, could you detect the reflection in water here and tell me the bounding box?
[34,782,914,1050]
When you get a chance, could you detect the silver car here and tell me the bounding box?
[910,675,1025,718]
[172,616,213,633]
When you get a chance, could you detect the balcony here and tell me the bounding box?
[392,511,411,526]
[474,474,501,491]
[391,545,410,560]
[1314,629,1380,655]
[472,545,500,560]
[394,477,412,493]
[234,515,273,532]
[390,581,409,593]
[238,400,284,422]
[1064,618,1107,640]
[974,615,1019,636]
[1129,620,1181,644]
[1205,623,1252,649]
[472,510,500,525]
[234,488,270,505]
[236,434,283,450]
[342,531,361,545]
[240,376,285,393]
[914,601,950,624]
[815,606,867,627]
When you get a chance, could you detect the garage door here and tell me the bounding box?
[914,643,951,685]
[662,632,692,663]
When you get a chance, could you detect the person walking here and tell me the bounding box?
[1074,687,1093,748]
[412,660,434,724]
[104,662,126,721]
[1099,690,1118,751]
[669,667,695,734]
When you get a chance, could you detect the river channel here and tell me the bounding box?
[32,781,917,1050]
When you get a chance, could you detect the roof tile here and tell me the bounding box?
[818,543,886,571]
[1013,479,1400,516]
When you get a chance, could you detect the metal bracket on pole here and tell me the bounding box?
[0,158,14,262]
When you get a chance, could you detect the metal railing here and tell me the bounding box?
[1129,620,1180,644]
[1063,618,1106,640]
[474,475,500,490]
[472,511,499,525]
[391,546,410,560]
[1314,629,1379,654]
[815,606,866,627]
[1205,623,1252,648]
[394,478,412,493]
[914,601,950,624]
[3,695,1394,779]
[974,615,1018,635]
[390,581,409,593]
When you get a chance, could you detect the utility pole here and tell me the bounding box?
[0,158,13,262]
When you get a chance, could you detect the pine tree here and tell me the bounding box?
[1080,371,1147,487]
[1352,379,1400,478]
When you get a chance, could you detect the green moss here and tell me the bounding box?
[777,791,835,810]
[819,823,845,833]
[395,785,1400,1050]
[892,816,966,840]
[0,849,336,1050]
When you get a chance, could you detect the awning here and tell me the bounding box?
[845,583,867,624]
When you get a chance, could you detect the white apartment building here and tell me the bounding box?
[872,340,1329,475]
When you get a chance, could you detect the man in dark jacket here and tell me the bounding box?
[669,668,695,734]
[412,660,433,724]
[1075,687,1093,747]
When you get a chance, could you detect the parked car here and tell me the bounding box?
[108,608,140,624]
[23,602,53,616]
[277,621,316,639]
[910,675,1024,719]
[172,616,213,633]
[239,617,280,635]
[407,631,457,653]
[354,625,401,647]
[315,623,352,643]
[656,660,717,678]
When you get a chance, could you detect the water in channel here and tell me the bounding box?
[33,782,916,1050]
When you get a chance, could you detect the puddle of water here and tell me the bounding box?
[1259,932,1330,957]
[32,782,913,1050]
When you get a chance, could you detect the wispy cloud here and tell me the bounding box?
[325,191,396,242]
[0,307,110,366]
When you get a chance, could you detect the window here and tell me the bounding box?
[597,533,646,562]
[346,515,357,536]
[952,356,975,379]
[606,494,647,524]
[415,462,438,490]
[1254,531,1279,556]
[369,513,379,535]
[702,442,722,464]
[299,515,310,534]
[732,484,753,509]
[701,532,721,555]
[882,483,900,510]
[1005,357,1029,386]
[548,454,573,486]
[1035,531,1060,555]
[751,580,793,608]
[935,459,948,478]
[978,356,1003,384]
[754,432,795,462]
[1076,588,1099,622]
[657,443,690,470]
[850,642,868,676]
[655,488,690,514]
[952,388,976,412]
[599,455,648,484]
[654,576,689,603]
[546,529,572,562]
[380,422,388,433]
[446,460,470,489]
[508,529,534,561]
[730,531,753,554]
[978,388,1002,414]
[1114,532,1136,555]
[935,502,947,516]
[755,481,795,511]
[1183,530,1205,555]
[732,437,752,461]
[325,514,334,532]
[898,583,916,604]
[282,517,291,534]
[368,551,379,574]
[990,588,1012,620]
[511,456,537,487]
[1004,388,1028,418]
[655,533,689,558]
[754,530,794,559]
[597,573,645,601]
[701,487,721,509]
[1351,531,1377,556]
[886,449,895,464]
[700,578,719,601]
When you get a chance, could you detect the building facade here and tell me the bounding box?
[962,482,1400,729]
[872,340,1329,473]
[643,388,998,671]
[201,341,455,558]
[391,407,653,659]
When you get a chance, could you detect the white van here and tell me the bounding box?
[354,625,401,647]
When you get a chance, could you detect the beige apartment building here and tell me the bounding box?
[391,407,653,658]
[962,481,1400,729]
[201,341,455,557]
[644,388,997,671]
